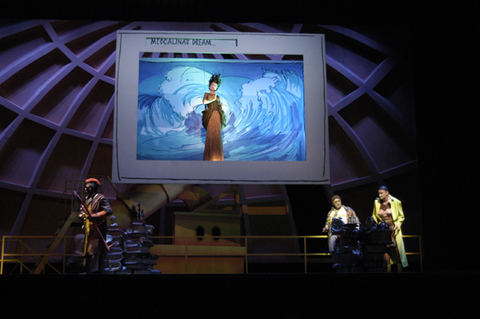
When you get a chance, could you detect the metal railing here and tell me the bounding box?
[1,236,76,274]
[1,234,423,274]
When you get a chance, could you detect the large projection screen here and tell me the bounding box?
[113,31,328,184]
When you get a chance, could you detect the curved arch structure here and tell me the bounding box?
[0,20,419,242]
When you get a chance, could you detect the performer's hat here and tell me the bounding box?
[331,195,341,202]
[85,178,101,186]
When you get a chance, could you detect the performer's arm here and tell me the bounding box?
[322,211,331,233]
[394,200,405,235]
[92,197,113,218]
[91,211,106,218]
[203,93,217,104]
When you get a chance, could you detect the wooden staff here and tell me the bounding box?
[73,190,113,252]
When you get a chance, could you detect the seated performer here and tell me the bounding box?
[322,195,360,252]
[202,73,226,161]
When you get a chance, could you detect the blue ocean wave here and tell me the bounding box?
[137,64,305,161]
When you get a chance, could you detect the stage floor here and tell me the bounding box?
[1,271,477,317]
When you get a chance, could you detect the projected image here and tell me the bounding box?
[137,56,306,161]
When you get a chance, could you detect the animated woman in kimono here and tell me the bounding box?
[202,73,226,161]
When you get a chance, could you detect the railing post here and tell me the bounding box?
[419,235,423,272]
[245,235,248,274]
[1,236,5,275]
[304,237,307,274]
[184,238,188,274]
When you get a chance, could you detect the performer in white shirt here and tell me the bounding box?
[322,195,360,252]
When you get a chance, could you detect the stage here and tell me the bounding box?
[1,2,479,317]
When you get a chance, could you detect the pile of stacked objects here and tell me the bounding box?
[123,219,160,274]
[330,218,362,272]
[103,215,127,274]
[361,217,393,271]
[329,216,393,272]
[103,204,161,274]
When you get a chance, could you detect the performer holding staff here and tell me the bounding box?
[74,178,113,273]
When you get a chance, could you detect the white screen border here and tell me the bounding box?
[113,31,329,184]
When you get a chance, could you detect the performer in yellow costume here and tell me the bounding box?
[372,186,408,271]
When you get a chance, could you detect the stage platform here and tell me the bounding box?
[2,271,477,317]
